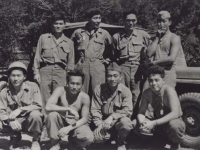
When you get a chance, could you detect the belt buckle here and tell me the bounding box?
[90,58,95,62]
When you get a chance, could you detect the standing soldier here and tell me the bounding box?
[71,8,112,94]
[33,13,74,115]
[0,61,43,150]
[112,11,151,114]
[147,11,186,88]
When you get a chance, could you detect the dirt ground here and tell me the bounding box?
[0,133,194,150]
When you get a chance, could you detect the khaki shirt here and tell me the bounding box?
[91,83,133,126]
[113,28,150,66]
[33,33,74,75]
[0,81,42,121]
[71,24,112,61]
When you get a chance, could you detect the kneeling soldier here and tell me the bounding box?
[91,62,133,150]
[0,61,43,150]
[137,65,185,149]
[45,70,94,150]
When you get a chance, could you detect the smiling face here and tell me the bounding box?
[148,74,165,92]
[88,14,101,29]
[67,76,83,95]
[52,20,65,33]
[124,13,137,31]
[106,70,122,87]
[157,15,171,34]
[9,69,26,88]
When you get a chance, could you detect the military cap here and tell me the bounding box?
[107,62,121,72]
[157,11,171,19]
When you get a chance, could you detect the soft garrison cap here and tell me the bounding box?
[8,61,27,74]
[107,62,121,72]
[157,11,171,19]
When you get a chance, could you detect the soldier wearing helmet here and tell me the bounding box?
[0,61,43,150]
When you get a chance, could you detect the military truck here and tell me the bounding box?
[64,22,200,149]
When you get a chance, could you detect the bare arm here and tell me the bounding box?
[154,86,181,126]
[46,87,72,112]
[147,36,159,57]
[151,35,181,66]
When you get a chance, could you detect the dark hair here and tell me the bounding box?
[85,8,101,19]
[7,67,27,76]
[51,13,65,24]
[67,69,85,84]
[123,10,137,19]
[147,65,165,78]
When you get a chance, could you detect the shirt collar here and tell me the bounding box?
[83,23,103,35]
[48,33,69,43]
[120,28,138,38]
[7,81,29,94]
[102,83,123,93]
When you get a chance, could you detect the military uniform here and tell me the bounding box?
[113,29,150,108]
[91,83,133,143]
[0,81,43,142]
[33,33,74,114]
[71,24,112,94]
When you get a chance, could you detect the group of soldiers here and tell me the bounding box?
[0,8,187,150]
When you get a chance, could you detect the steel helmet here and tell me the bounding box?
[7,61,27,75]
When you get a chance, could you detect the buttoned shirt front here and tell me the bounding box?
[113,28,150,66]
[0,81,42,121]
[91,83,133,126]
[33,33,74,75]
[71,23,112,60]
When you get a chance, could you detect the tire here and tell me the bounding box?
[179,93,200,149]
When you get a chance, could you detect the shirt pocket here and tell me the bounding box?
[93,40,104,52]
[41,45,53,58]
[58,44,71,61]
[117,43,127,56]
[132,41,144,53]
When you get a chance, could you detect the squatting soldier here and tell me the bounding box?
[71,8,112,94]
[91,62,133,150]
[112,10,151,115]
[45,70,94,150]
[0,61,43,150]
[137,65,185,149]
[33,13,74,115]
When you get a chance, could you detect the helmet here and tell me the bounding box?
[7,61,27,74]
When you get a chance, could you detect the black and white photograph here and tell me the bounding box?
[0,0,199,149]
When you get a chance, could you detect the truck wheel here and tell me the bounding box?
[179,93,200,148]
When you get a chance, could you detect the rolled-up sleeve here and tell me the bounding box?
[91,85,103,127]
[0,91,9,121]
[67,40,75,71]
[33,35,42,75]
[111,89,133,120]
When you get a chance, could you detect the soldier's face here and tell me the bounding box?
[124,14,137,30]
[68,76,83,94]
[107,71,122,87]
[157,16,171,33]
[52,20,65,33]
[148,74,164,92]
[9,70,26,88]
[89,14,101,29]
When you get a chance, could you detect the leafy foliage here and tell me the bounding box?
[0,0,200,66]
